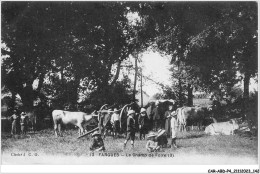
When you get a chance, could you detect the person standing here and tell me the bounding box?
[138,108,149,140]
[164,105,173,137]
[170,111,178,148]
[146,103,153,131]
[123,110,136,149]
[151,101,160,131]
[111,108,120,138]
[20,112,28,135]
[10,109,20,135]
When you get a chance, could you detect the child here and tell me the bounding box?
[156,129,168,148]
[90,131,105,151]
[20,112,28,135]
[164,105,174,137]
[146,132,160,152]
[138,108,149,140]
[170,111,178,148]
[123,110,136,149]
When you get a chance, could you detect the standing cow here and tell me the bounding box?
[52,110,97,137]
[177,106,207,131]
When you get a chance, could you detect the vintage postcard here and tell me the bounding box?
[1,1,259,173]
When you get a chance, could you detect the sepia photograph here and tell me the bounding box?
[1,1,258,173]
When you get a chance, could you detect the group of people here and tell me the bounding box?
[9,109,30,135]
[90,104,179,152]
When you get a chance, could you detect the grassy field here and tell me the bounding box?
[1,128,258,165]
[1,98,257,164]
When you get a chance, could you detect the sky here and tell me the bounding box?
[118,50,173,97]
[140,51,172,96]
[119,50,258,98]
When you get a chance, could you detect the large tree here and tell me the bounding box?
[2,2,140,110]
[132,2,257,106]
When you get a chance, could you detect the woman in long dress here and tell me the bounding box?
[164,105,173,137]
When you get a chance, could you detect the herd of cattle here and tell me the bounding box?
[3,100,244,138]
[51,101,242,138]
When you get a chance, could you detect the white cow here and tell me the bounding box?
[52,110,97,137]
[205,119,239,135]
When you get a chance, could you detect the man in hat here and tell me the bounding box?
[20,112,28,135]
[90,131,105,151]
[10,109,20,135]
[111,108,120,138]
[146,132,160,152]
[123,110,136,149]
[138,108,149,140]
[170,111,178,148]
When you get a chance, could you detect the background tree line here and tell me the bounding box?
[2,2,257,129]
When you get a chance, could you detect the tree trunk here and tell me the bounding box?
[71,74,81,108]
[20,83,34,111]
[243,70,251,130]
[178,77,183,107]
[244,72,250,104]
[140,70,143,107]
[133,56,138,102]
[36,73,45,93]
[10,91,16,110]
[187,83,193,106]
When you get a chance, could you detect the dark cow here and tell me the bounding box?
[177,106,207,131]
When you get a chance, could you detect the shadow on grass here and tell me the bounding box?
[178,133,207,139]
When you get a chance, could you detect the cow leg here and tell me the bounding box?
[58,124,62,137]
[78,124,84,136]
[54,123,58,137]
[77,128,80,136]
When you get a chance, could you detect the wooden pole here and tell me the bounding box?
[141,69,143,107]
[77,127,99,139]
[133,54,138,102]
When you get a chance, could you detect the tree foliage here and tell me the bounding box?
[2,2,141,111]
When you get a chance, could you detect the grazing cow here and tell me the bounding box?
[177,106,206,131]
[52,110,97,137]
[205,119,239,135]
